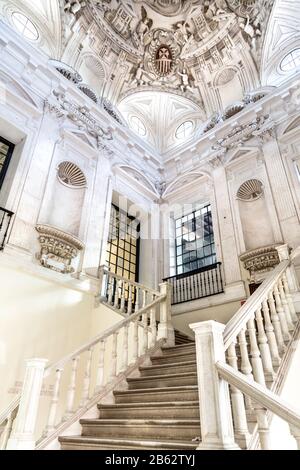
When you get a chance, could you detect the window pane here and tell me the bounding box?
[106,205,140,282]
[175,204,216,275]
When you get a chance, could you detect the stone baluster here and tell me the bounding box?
[273,285,291,341]
[150,300,157,348]
[142,311,148,354]
[0,408,18,450]
[282,272,298,323]
[268,291,285,354]
[247,316,266,386]
[120,281,126,313]
[255,406,271,450]
[120,324,129,372]
[132,318,139,361]
[278,279,294,331]
[135,287,140,312]
[190,321,239,450]
[289,424,300,450]
[255,307,275,379]
[80,347,93,406]
[237,328,253,410]
[142,289,147,308]
[44,368,63,436]
[127,284,133,315]
[65,356,80,419]
[247,317,271,449]
[107,275,113,305]
[95,340,106,392]
[7,359,48,450]
[227,341,250,447]
[110,332,119,380]
[262,299,281,366]
[114,279,121,309]
[158,283,175,347]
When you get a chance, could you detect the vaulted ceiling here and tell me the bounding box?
[1,0,300,155]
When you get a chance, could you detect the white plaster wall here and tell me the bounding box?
[46,179,85,237]
[239,196,275,250]
[0,263,122,413]
[172,300,242,337]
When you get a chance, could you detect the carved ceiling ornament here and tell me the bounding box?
[45,90,113,146]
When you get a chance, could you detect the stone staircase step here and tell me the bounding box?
[97,401,200,419]
[151,351,196,365]
[59,436,198,450]
[127,372,198,389]
[80,418,200,441]
[113,385,199,404]
[139,360,197,377]
[161,343,196,354]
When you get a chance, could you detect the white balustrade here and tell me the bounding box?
[1,277,172,449]
[192,246,300,451]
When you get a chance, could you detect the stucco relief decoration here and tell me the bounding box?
[35,225,85,274]
[240,245,280,281]
[45,90,113,146]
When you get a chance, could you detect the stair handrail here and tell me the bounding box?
[223,259,289,351]
[216,361,300,436]
[0,294,164,432]
[99,266,161,298]
[1,279,174,450]
[190,244,300,450]
[45,295,165,376]
[0,396,20,433]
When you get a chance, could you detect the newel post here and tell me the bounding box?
[7,358,48,450]
[158,282,175,347]
[189,321,240,450]
[98,265,109,302]
[276,244,299,292]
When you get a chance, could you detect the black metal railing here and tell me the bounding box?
[163,262,224,305]
[0,207,14,250]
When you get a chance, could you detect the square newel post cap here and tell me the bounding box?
[189,320,226,336]
[275,244,289,261]
[25,358,48,369]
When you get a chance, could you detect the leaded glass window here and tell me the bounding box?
[0,137,14,190]
[175,204,216,275]
[106,205,140,282]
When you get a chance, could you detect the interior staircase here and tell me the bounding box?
[59,341,200,450]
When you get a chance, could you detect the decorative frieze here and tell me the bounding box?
[35,224,85,274]
[240,245,280,280]
[45,90,113,146]
[212,115,270,151]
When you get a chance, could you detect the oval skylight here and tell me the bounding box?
[130,116,146,137]
[12,12,39,41]
[175,121,193,140]
[280,49,300,72]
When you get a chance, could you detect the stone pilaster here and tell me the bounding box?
[211,157,242,286]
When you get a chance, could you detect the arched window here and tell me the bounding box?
[130,116,146,136]
[175,121,193,140]
[280,50,300,72]
[12,12,39,41]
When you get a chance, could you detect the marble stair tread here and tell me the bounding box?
[98,401,199,409]
[114,385,198,395]
[161,343,196,353]
[59,435,198,450]
[140,359,196,371]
